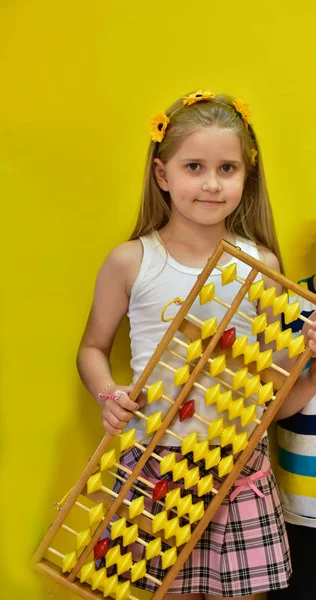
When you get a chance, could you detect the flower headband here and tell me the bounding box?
[150,90,257,165]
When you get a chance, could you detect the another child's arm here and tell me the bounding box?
[77,240,144,434]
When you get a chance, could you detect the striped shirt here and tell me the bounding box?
[277,275,316,527]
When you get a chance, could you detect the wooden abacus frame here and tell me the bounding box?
[33,240,316,600]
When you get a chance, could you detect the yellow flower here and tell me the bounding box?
[183,90,215,106]
[150,112,170,142]
[251,148,258,166]
[233,99,252,127]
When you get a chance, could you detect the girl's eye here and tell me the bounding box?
[221,164,234,173]
[187,163,201,171]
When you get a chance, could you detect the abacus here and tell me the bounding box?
[33,240,316,600]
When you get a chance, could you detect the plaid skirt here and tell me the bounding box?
[99,437,291,596]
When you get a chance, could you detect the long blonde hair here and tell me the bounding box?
[130,93,283,271]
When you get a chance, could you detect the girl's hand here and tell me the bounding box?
[99,385,147,435]
[302,311,316,384]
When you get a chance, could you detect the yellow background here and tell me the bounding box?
[1,1,316,599]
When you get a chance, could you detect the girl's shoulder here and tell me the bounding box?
[257,245,280,271]
[99,239,144,296]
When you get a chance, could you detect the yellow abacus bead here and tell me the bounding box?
[245,374,261,397]
[106,545,121,568]
[258,381,274,404]
[197,473,214,497]
[218,455,234,478]
[200,281,215,305]
[187,339,202,362]
[123,523,138,546]
[162,546,177,569]
[173,459,189,482]
[205,383,221,406]
[232,335,248,358]
[210,354,226,377]
[232,431,248,454]
[233,367,249,390]
[160,452,176,475]
[222,263,237,285]
[251,313,267,336]
[103,574,118,597]
[182,432,198,456]
[220,424,236,447]
[76,528,91,550]
[165,487,181,510]
[128,495,144,519]
[208,417,224,441]
[120,429,136,453]
[117,552,133,575]
[152,510,168,534]
[87,471,102,494]
[62,550,77,573]
[146,537,162,560]
[79,561,95,583]
[201,316,217,339]
[164,516,180,539]
[193,440,209,463]
[176,524,191,546]
[131,559,147,582]
[184,466,200,489]
[260,286,276,309]
[177,494,193,516]
[91,567,107,590]
[189,500,205,524]
[241,404,257,426]
[174,364,190,386]
[265,320,281,344]
[217,390,232,412]
[147,380,163,403]
[256,349,273,372]
[244,341,260,365]
[100,448,116,471]
[205,446,221,469]
[248,279,265,302]
[228,398,244,420]
[116,581,131,600]
[284,301,301,325]
[276,329,292,351]
[146,411,162,435]
[111,517,127,540]
[289,334,305,358]
[273,292,288,316]
[89,503,105,527]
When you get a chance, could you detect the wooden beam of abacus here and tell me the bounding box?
[220,240,316,304]
[179,317,285,391]
[34,560,119,600]
[68,258,258,582]
[152,342,313,600]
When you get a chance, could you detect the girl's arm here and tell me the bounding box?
[77,240,143,433]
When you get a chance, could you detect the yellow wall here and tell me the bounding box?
[1,2,316,599]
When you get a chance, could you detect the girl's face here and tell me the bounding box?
[154,126,246,228]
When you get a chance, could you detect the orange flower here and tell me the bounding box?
[183,90,215,106]
[233,99,252,127]
[150,112,170,142]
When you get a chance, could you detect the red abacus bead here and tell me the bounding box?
[179,399,195,422]
[152,480,169,502]
[94,538,110,560]
[220,327,236,349]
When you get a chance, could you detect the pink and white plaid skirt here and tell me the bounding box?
[99,438,291,597]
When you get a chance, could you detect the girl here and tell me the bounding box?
[77,90,316,599]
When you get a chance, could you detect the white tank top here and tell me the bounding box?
[126,232,264,446]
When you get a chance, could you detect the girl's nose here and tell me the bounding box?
[202,174,221,192]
